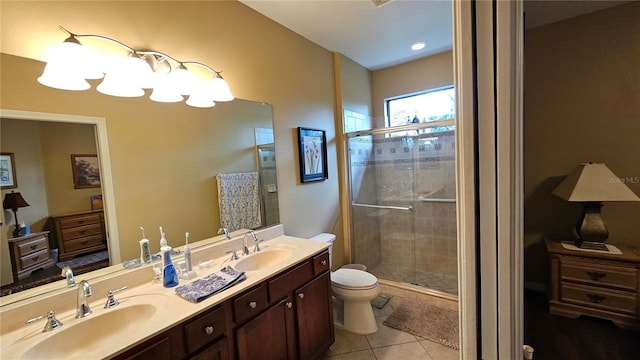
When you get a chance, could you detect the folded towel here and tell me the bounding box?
[175,266,246,303]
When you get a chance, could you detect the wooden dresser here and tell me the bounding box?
[8,231,55,281]
[545,239,640,331]
[51,210,106,261]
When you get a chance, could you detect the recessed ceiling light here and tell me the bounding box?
[411,42,426,51]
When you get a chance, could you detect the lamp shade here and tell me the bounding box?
[552,163,640,202]
[2,191,30,211]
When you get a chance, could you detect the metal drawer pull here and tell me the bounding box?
[204,326,214,335]
[286,302,292,309]
[298,293,305,299]
[32,256,40,262]
[587,293,607,303]
[321,260,327,266]
[30,245,37,250]
[586,271,606,281]
[249,301,257,309]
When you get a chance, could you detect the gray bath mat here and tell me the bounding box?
[383,297,459,350]
[371,294,391,309]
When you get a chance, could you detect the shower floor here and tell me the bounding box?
[369,263,458,295]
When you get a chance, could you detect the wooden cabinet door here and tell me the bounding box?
[295,272,334,360]
[235,297,296,360]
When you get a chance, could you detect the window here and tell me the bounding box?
[385,86,455,132]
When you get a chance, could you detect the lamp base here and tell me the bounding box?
[574,240,609,251]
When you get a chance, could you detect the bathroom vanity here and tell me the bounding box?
[0,226,334,360]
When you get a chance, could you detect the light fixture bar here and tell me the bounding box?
[38,26,234,107]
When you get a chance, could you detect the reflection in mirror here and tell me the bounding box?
[0,54,279,303]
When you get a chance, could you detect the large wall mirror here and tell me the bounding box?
[0,53,280,303]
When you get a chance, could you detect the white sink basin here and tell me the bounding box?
[234,249,292,272]
[21,304,156,359]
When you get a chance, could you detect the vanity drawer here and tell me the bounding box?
[58,213,102,229]
[268,260,314,303]
[561,261,638,291]
[233,284,268,325]
[184,305,226,354]
[19,249,49,270]
[61,223,103,241]
[17,236,48,257]
[561,282,638,315]
[63,234,105,252]
[312,251,330,275]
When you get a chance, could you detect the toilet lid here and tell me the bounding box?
[331,269,378,289]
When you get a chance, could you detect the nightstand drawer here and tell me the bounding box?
[562,261,638,291]
[561,283,637,316]
[17,236,48,257]
[19,249,50,270]
[58,213,101,229]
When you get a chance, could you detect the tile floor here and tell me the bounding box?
[323,289,459,360]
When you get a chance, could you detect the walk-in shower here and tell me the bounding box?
[347,122,457,295]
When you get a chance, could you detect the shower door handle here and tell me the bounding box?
[351,202,413,211]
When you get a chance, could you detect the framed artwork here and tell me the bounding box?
[297,127,328,183]
[91,195,103,210]
[71,154,101,189]
[0,153,17,189]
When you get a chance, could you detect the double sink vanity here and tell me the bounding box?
[0,224,335,359]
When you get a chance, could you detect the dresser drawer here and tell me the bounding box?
[233,284,268,325]
[17,236,48,257]
[63,234,105,252]
[184,306,226,354]
[561,260,638,291]
[61,223,103,241]
[561,282,638,316]
[19,249,50,270]
[58,213,102,229]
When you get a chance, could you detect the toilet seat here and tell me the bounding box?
[331,269,378,290]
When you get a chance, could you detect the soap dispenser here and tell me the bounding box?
[161,244,179,288]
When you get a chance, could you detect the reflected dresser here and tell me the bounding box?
[51,209,106,261]
[8,231,55,281]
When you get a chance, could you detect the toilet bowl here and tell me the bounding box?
[310,233,380,335]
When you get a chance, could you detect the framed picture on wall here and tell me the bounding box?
[0,153,17,189]
[297,127,328,183]
[71,154,101,189]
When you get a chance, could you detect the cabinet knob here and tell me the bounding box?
[249,301,257,309]
[286,301,293,309]
[321,260,327,266]
[586,271,606,281]
[298,293,305,299]
[587,293,607,304]
[204,326,214,335]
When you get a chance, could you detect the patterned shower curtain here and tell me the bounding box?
[216,172,262,231]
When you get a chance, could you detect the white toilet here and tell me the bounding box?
[310,233,380,335]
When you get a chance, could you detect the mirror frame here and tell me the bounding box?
[0,109,121,264]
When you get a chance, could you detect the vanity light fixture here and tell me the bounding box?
[37,26,234,108]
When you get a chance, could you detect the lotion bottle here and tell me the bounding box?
[161,245,179,288]
[139,226,152,264]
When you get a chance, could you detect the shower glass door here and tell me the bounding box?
[348,123,458,295]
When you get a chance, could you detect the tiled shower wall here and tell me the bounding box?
[350,130,458,295]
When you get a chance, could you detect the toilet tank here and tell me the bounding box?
[309,233,336,268]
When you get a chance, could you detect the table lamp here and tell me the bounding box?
[552,162,640,250]
[2,191,30,237]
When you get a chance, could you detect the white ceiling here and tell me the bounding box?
[240,0,630,71]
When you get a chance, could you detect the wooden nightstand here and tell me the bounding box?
[7,231,55,281]
[545,239,640,331]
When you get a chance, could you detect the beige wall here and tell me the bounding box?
[372,51,454,127]
[524,2,640,284]
[1,1,340,277]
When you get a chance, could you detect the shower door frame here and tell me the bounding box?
[345,119,456,288]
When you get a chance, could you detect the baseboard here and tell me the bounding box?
[524,281,546,293]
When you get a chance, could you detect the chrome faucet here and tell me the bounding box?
[61,266,75,287]
[218,227,231,239]
[245,231,262,253]
[76,280,93,318]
